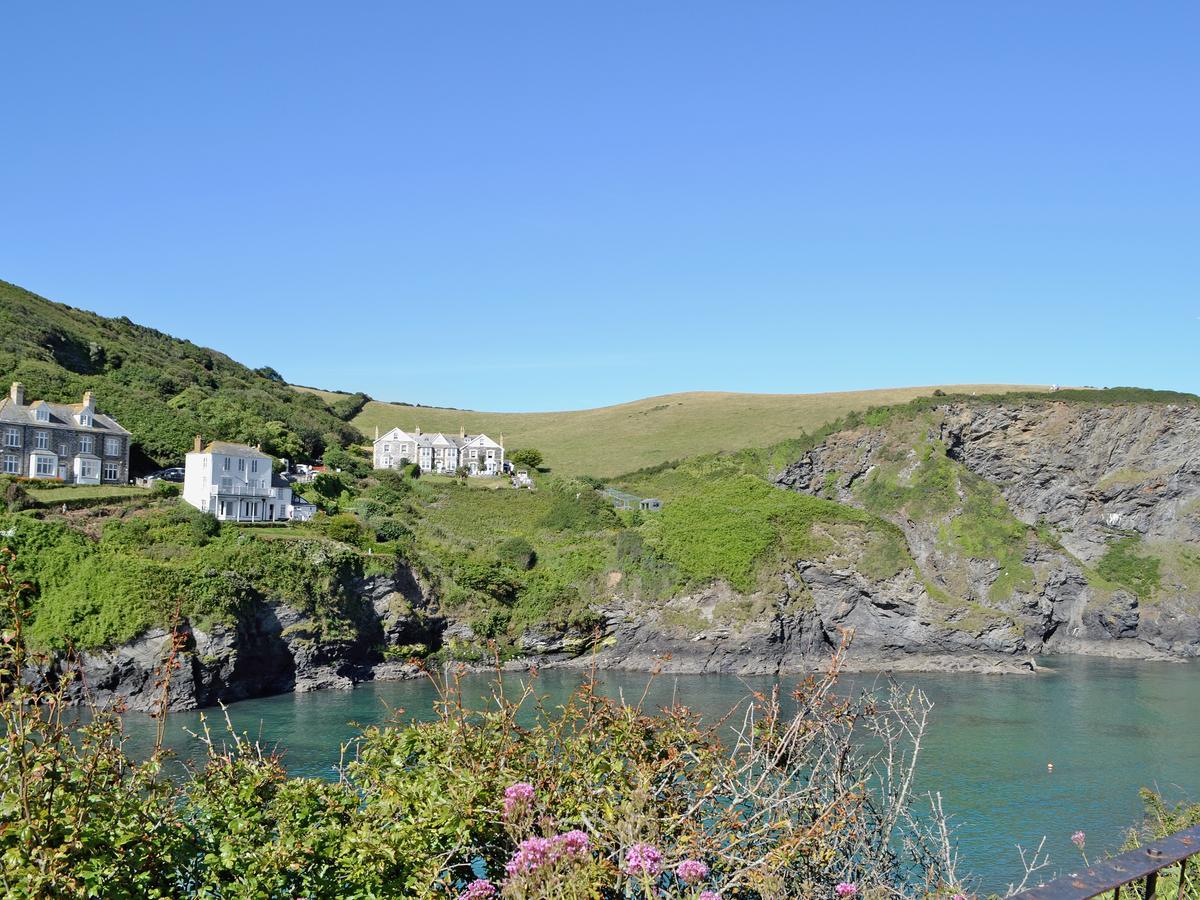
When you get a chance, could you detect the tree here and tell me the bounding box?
[509,448,544,470]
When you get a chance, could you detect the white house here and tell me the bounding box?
[373,426,505,475]
[183,437,306,522]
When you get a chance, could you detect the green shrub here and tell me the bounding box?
[509,448,544,470]
[496,536,536,570]
[454,558,521,605]
[325,514,364,545]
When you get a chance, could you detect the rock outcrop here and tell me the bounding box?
[33,564,442,712]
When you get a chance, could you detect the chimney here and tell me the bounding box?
[415,425,421,436]
[460,424,465,439]
[82,390,95,409]
[10,382,24,405]
[193,434,203,453]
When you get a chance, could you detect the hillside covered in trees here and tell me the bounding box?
[0,280,361,467]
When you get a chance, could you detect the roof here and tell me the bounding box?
[0,397,131,435]
[195,441,272,458]
[603,488,641,504]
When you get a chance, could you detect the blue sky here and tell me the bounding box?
[2,3,1196,410]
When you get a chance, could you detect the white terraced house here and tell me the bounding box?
[0,382,131,484]
[182,437,311,522]
[372,426,505,475]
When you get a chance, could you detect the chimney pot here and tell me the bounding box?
[10,382,24,405]
[82,390,95,408]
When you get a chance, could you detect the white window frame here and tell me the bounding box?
[102,461,119,481]
[251,459,258,473]
[105,437,120,456]
[3,455,19,475]
[35,407,49,422]
[34,431,49,450]
[78,435,93,454]
[79,414,91,427]
[3,428,20,448]
[223,457,230,471]
[238,458,245,472]
[35,455,57,477]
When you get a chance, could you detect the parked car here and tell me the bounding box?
[147,467,185,483]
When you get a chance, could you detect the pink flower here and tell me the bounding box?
[624,842,663,877]
[677,858,710,884]
[457,879,497,900]
[502,781,535,816]
[952,894,968,900]
[504,831,592,876]
[1071,830,1086,849]
[699,892,722,900]
[560,829,590,854]
[836,883,858,897]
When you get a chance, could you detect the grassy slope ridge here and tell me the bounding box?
[0,280,360,466]
[315,384,1052,477]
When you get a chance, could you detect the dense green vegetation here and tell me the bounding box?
[0,279,360,466]
[0,498,388,651]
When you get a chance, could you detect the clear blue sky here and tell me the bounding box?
[2,3,1196,410]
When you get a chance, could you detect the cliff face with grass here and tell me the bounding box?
[771,401,1200,662]
[10,396,1200,710]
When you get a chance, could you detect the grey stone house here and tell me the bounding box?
[0,382,132,484]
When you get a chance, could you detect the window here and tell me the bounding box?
[78,436,93,454]
[251,459,258,473]
[35,407,49,422]
[78,459,98,480]
[223,457,230,471]
[3,428,19,448]
[34,431,48,450]
[220,477,232,492]
[237,458,245,472]
[35,456,56,476]
[103,461,119,481]
[3,455,19,475]
[104,437,120,456]
[58,443,68,456]
[79,414,91,427]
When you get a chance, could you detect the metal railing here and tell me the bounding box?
[1013,824,1199,899]
[210,483,271,497]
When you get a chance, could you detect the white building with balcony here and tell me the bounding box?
[183,438,303,522]
[372,426,505,475]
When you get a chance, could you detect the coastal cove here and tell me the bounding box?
[113,656,1200,896]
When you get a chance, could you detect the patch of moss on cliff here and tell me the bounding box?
[1091,536,1162,600]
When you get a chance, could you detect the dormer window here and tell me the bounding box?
[35,407,49,422]
[79,413,91,428]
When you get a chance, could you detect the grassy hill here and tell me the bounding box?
[0,280,361,467]
[311,385,1052,477]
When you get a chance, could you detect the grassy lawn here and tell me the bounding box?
[301,385,1050,478]
[27,484,152,502]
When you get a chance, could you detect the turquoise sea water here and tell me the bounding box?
[114,656,1199,894]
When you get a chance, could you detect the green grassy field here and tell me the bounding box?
[297,384,1049,477]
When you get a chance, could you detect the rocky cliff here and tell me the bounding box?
[556,402,1200,676]
[32,564,442,712]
